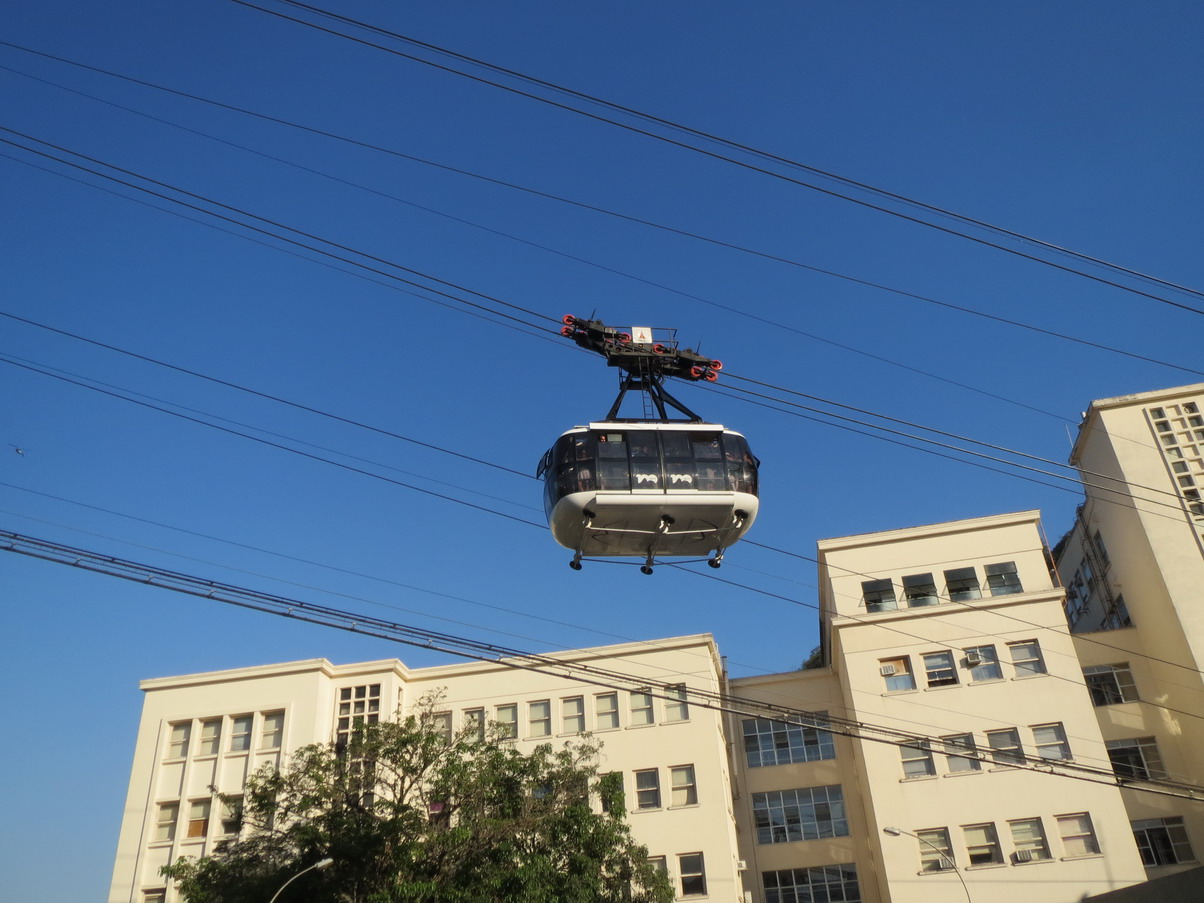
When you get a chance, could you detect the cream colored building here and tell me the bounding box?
[1051,383,1204,881]
[111,385,1204,903]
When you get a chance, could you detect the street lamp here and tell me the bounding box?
[268,857,334,903]
[882,827,971,903]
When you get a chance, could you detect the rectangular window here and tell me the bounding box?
[917,828,955,871]
[562,697,585,734]
[198,719,221,756]
[1032,723,1071,761]
[1092,530,1111,567]
[922,651,958,687]
[753,785,848,843]
[670,765,698,807]
[595,693,619,730]
[879,656,917,691]
[944,566,982,601]
[900,740,936,778]
[742,715,836,767]
[186,800,210,839]
[260,711,284,750]
[220,797,243,836]
[229,716,252,752]
[154,802,178,843]
[903,572,939,607]
[432,711,453,743]
[678,853,706,897]
[1132,817,1196,866]
[1057,813,1100,857]
[529,700,552,738]
[496,704,518,739]
[144,891,166,903]
[942,733,982,773]
[985,561,1023,595]
[464,708,485,742]
[168,723,190,759]
[985,728,1025,766]
[634,769,660,809]
[1009,818,1052,861]
[1008,641,1046,676]
[630,691,654,726]
[665,685,689,722]
[763,865,860,903]
[963,822,1003,866]
[1106,737,1165,780]
[862,578,898,612]
[647,855,667,878]
[1084,663,1139,705]
[964,645,1002,681]
[336,684,381,748]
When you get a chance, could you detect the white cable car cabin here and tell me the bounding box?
[537,421,759,572]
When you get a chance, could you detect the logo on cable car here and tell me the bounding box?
[631,326,653,344]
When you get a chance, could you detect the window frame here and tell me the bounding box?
[595,692,620,730]
[742,715,836,768]
[963,644,1002,682]
[167,722,191,759]
[944,566,982,601]
[670,764,698,807]
[496,703,518,739]
[528,700,552,738]
[903,572,940,607]
[1084,663,1139,705]
[962,822,1003,866]
[1007,640,1047,677]
[900,740,937,778]
[1056,812,1101,857]
[985,561,1023,595]
[985,728,1025,766]
[1106,737,1165,780]
[1132,817,1196,867]
[862,578,897,612]
[1008,817,1052,862]
[198,719,221,757]
[229,715,253,753]
[922,651,959,688]
[942,733,982,773]
[630,691,655,726]
[154,802,178,843]
[561,696,585,734]
[677,852,707,897]
[664,684,690,722]
[186,800,211,840]
[917,827,956,872]
[752,785,848,844]
[260,711,285,750]
[880,656,917,692]
[634,768,661,810]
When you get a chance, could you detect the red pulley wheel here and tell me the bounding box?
[653,343,666,354]
[704,370,719,382]
[560,325,573,336]
[710,359,723,371]
[690,366,704,379]
[562,314,576,325]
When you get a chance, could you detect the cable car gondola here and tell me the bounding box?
[537,316,759,573]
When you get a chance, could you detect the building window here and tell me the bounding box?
[1132,817,1196,866]
[917,828,955,871]
[879,656,917,691]
[862,578,897,612]
[677,853,707,897]
[562,697,585,734]
[1009,818,1052,861]
[186,800,210,839]
[154,803,178,843]
[528,700,552,738]
[1057,813,1100,857]
[495,704,518,739]
[985,728,1025,766]
[985,561,1023,595]
[963,645,1002,681]
[1101,595,1134,630]
[1092,530,1111,567]
[670,765,698,807]
[963,823,1003,866]
[763,865,860,903]
[197,719,221,756]
[1032,723,1072,761]
[143,891,166,903]
[665,685,689,722]
[167,723,190,759]
[1106,738,1165,780]
[229,716,252,752]
[336,684,381,748]
[630,691,654,726]
[753,785,848,843]
[944,567,982,601]
[942,734,981,773]
[595,693,619,730]
[1007,641,1046,676]
[219,797,243,836]
[432,711,453,743]
[464,708,485,741]
[903,572,939,607]
[742,715,835,767]
[634,769,660,809]
[648,855,667,878]
[260,711,284,750]
[1084,663,1139,705]
[900,741,936,778]
[922,651,958,687]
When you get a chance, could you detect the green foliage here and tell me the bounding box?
[162,696,673,903]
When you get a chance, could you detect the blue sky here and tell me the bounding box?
[2,2,1202,899]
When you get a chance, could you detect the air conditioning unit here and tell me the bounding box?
[879,664,898,676]
[1013,849,1035,863]
[736,860,748,871]
[964,651,983,666]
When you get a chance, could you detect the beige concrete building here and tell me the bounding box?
[111,384,1204,903]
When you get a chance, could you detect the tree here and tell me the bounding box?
[162,697,673,903]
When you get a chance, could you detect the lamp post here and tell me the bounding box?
[268,857,334,903]
[882,827,971,903]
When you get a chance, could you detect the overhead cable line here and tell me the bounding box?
[5,529,1201,800]
[236,0,1204,316]
[2,51,1197,386]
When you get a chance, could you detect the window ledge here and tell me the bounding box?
[1013,857,1055,866]
[965,863,1007,871]
[900,775,939,783]
[967,678,1005,687]
[626,723,656,730]
[1060,854,1104,862]
[882,688,919,696]
[923,684,961,692]
[668,803,701,811]
[988,765,1024,772]
[1010,674,1049,681]
[942,770,982,778]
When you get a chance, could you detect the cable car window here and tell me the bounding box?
[723,434,758,495]
[628,432,661,490]
[596,432,631,491]
[661,431,696,489]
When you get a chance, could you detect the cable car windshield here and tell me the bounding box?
[540,428,757,517]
